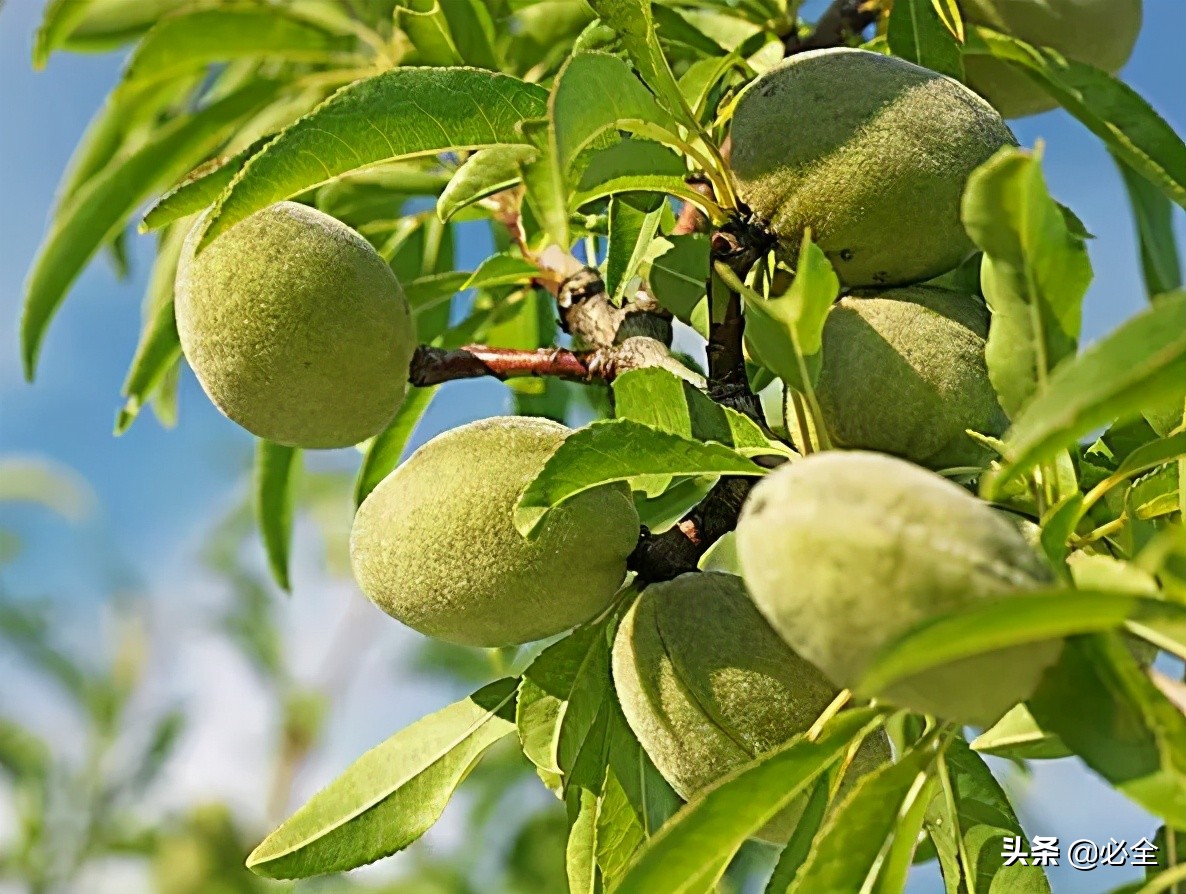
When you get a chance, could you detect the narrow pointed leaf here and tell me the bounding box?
[926,738,1052,894]
[858,588,1186,698]
[248,678,517,878]
[584,0,699,132]
[967,28,1186,209]
[254,441,301,592]
[354,386,438,507]
[437,145,535,222]
[992,291,1186,490]
[514,418,769,537]
[740,234,840,393]
[200,69,547,249]
[611,708,884,894]
[962,146,1091,416]
[141,135,274,232]
[887,0,964,79]
[120,6,350,88]
[1115,154,1183,299]
[788,735,940,894]
[21,80,282,379]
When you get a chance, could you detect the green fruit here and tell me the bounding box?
[730,48,1015,287]
[961,0,1142,118]
[351,417,639,647]
[736,452,1061,727]
[802,286,1008,470]
[175,201,414,449]
[612,572,890,842]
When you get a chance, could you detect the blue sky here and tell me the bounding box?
[1,1,1185,891]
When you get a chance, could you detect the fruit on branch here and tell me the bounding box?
[730,48,1015,287]
[612,572,890,842]
[801,286,1008,470]
[175,201,414,449]
[736,452,1061,727]
[961,0,1143,118]
[350,416,639,647]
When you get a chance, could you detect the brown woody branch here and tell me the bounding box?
[705,219,774,423]
[409,345,600,386]
[784,0,882,54]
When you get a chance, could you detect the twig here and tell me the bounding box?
[784,0,882,54]
[627,475,766,584]
[705,220,773,422]
[410,344,602,386]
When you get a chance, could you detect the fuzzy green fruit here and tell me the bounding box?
[351,417,640,647]
[962,0,1142,118]
[803,286,1009,470]
[736,452,1061,727]
[175,201,414,449]
[731,48,1015,287]
[612,572,890,842]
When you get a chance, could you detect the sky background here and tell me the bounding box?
[1,0,1185,891]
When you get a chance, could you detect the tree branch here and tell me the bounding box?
[784,0,882,54]
[705,220,774,422]
[408,338,702,388]
[627,476,763,584]
[409,345,601,386]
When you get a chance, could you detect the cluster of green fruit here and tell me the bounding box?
[165,4,1137,837]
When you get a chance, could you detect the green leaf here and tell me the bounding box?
[247,678,517,879]
[519,117,572,248]
[649,234,710,338]
[517,619,614,794]
[990,291,1186,491]
[887,0,964,80]
[927,738,1052,894]
[1028,635,1186,828]
[404,271,469,314]
[613,367,770,450]
[551,53,682,178]
[254,441,301,593]
[354,386,438,507]
[966,28,1186,209]
[120,6,349,89]
[971,703,1070,760]
[437,145,535,222]
[611,708,884,894]
[0,717,50,780]
[141,135,273,232]
[764,776,831,894]
[1115,155,1184,300]
[33,0,99,67]
[21,80,283,379]
[398,0,498,69]
[115,298,181,435]
[858,588,1186,699]
[0,458,95,521]
[583,0,700,133]
[57,75,199,209]
[513,418,769,537]
[1114,431,1186,483]
[740,234,840,394]
[788,733,940,894]
[199,68,547,249]
[962,145,1091,417]
[462,253,540,290]
[117,221,189,433]
[606,193,665,303]
[573,139,703,210]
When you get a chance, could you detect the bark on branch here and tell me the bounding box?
[409,345,600,386]
[784,0,882,54]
